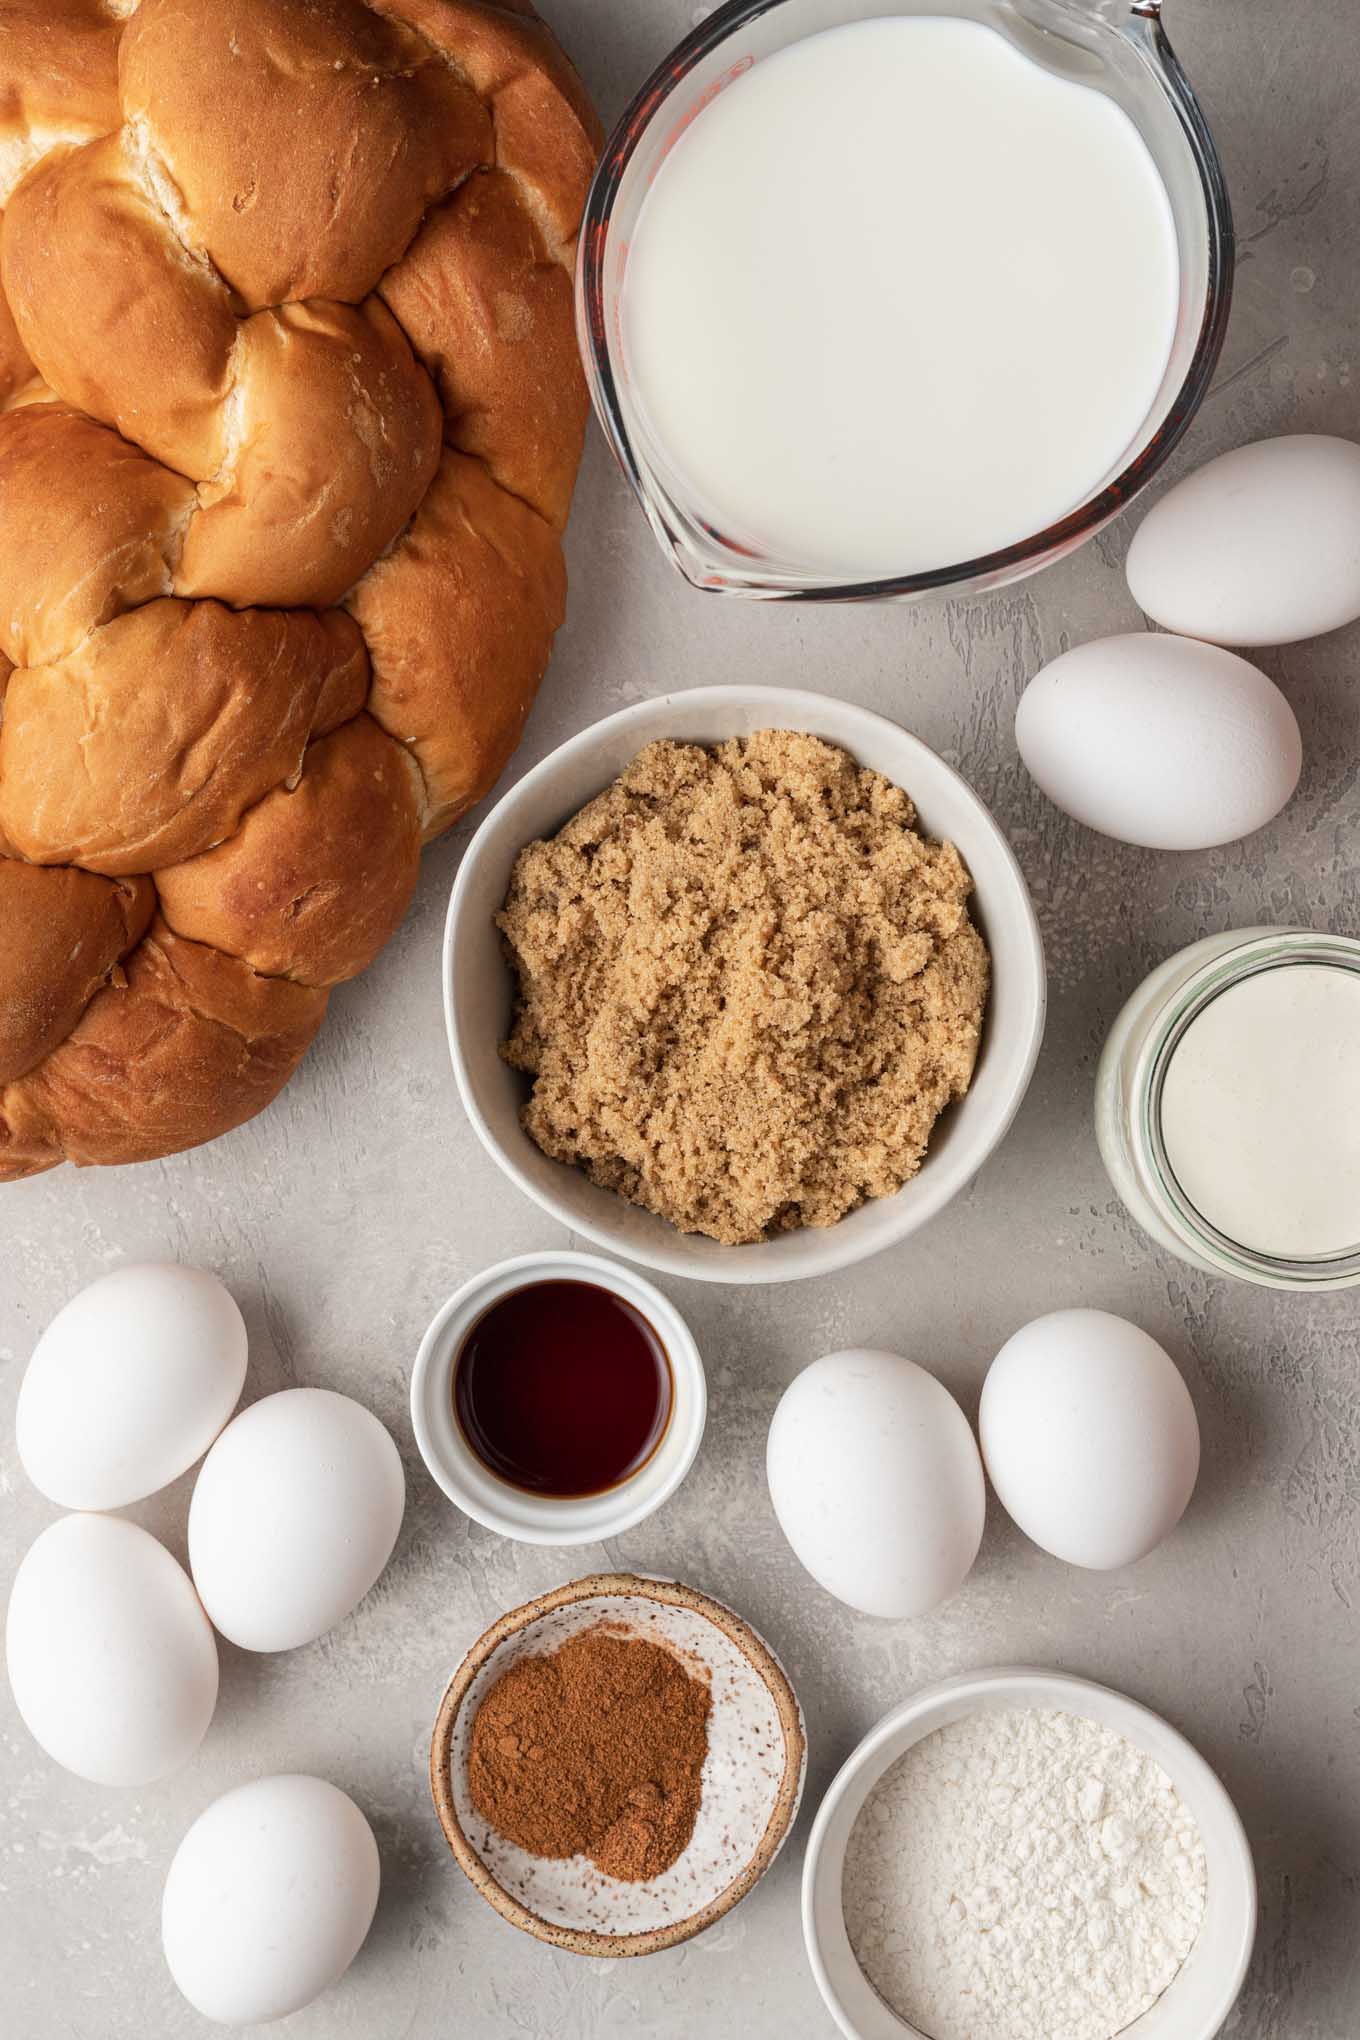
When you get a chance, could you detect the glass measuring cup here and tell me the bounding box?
[576,0,1233,601]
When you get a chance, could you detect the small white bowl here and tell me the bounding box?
[803,1666,1256,2040]
[410,1250,706,1545]
[444,686,1046,1285]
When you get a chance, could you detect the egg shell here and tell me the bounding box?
[766,1350,985,1619]
[16,1263,247,1512]
[979,1308,1200,1571]
[5,1514,218,1786]
[1127,433,1360,646]
[1015,633,1301,849]
[188,1387,404,1652]
[162,1773,380,2026]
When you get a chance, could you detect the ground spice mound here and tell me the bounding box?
[467,1627,710,1882]
[498,731,990,1245]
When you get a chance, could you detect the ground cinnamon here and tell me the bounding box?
[467,1625,711,1882]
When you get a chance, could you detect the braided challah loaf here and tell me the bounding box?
[0,0,599,1180]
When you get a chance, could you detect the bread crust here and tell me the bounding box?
[380,166,586,528]
[0,864,154,1083]
[0,2,123,208]
[0,0,599,1177]
[348,450,566,836]
[155,714,423,986]
[0,601,370,872]
[2,132,238,476]
[0,404,194,665]
[119,0,494,308]
[0,246,35,406]
[1,919,329,1174]
[175,298,444,608]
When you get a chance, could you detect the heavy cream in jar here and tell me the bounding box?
[621,15,1180,578]
[1096,932,1360,1289]
[1160,964,1360,1260]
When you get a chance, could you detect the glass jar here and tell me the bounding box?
[1095,929,1360,1291]
[576,0,1234,601]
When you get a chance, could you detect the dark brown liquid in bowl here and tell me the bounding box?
[453,1280,672,1498]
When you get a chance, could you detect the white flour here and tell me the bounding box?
[842,1708,1208,2040]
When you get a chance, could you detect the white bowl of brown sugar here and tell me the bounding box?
[444,686,1045,1284]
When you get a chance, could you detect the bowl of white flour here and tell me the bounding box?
[802,1667,1255,2040]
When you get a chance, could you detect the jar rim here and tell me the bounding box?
[1133,931,1360,1286]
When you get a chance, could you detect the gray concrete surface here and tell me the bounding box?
[3,2,1358,2034]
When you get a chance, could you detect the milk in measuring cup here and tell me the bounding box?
[621,15,1180,579]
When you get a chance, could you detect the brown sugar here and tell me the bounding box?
[466,1627,710,1882]
[497,731,990,1245]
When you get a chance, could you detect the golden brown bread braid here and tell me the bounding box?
[0,0,599,1179]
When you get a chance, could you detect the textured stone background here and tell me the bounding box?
[2,2,1357,2034]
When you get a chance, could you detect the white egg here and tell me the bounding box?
[162,1774,380,2025]
[766,1350,985,1619]
[6,1514,218,1785]
[1127,433,1360,646]
[979,1308,1200,1571]
[1015,633,1301,849]
[16,1263,247,1512]
[189,1388,404,1651]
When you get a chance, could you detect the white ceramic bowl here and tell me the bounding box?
[803,1666,1256,2040]
[410,1250,706,1545]
[444,686,1046,1284]
[430,1572,807,1957]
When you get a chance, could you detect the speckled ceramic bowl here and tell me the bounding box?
[430,1572,807,1956]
